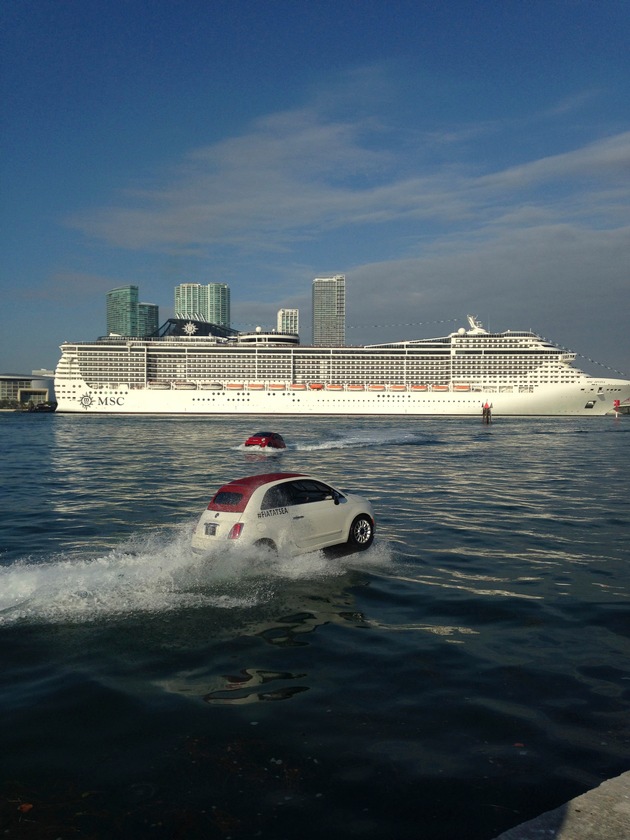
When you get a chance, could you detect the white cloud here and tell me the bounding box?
[66,102,630,259]
[478,131,630,188]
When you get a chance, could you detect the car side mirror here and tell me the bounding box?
[332,491,340,505]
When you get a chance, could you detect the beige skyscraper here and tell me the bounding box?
[277,308,299,335]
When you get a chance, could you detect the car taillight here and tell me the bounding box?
[228,523,244,540]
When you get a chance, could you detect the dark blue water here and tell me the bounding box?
[1,413,629,839]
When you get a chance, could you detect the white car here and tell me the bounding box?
[191,472,375,555]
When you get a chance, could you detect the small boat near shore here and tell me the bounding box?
[21,401,58,413]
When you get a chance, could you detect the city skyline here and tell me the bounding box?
[103,281,302,342]
[2,2,630,376]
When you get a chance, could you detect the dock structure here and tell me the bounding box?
[492,769,630,839]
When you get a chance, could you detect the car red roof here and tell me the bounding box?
[207,472,306,512]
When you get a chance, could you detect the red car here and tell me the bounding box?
[244,431,286,449]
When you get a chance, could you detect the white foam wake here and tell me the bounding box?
[0,524,389,627]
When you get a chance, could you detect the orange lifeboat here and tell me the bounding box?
[411,384,428,391]
[432,384,449,391]
[389,385,407,391]
[226,383,244,390]
[348,384,365,391]
[326,384,343,391]
[269,383,286,390]
[309,383,324,390]
[290,383,307,390]
[368,384,386,391]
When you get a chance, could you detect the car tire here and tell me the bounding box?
[254,538,277,553]
[347,515,374,550]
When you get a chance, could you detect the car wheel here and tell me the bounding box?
[254,538,277,553]
[347,515,374,550]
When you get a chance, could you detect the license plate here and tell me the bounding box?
[204,523,218,536]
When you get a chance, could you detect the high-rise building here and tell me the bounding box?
[174,283,231,327]
[106,286,159,337]
[277,308,299,335]
[312,275,345,346]
[138,302,160,337]
[175,283,205,321]
[107,285,139,336]
[207,283,230,328]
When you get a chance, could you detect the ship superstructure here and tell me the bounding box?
[54,316,630,416]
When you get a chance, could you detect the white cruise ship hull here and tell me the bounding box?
[54,379,629,416]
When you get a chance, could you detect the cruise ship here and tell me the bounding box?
[54,316,630,416]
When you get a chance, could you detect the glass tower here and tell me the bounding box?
[106,286,158,337]
[106,285,139,336]
[175,283,231,327]
[175,283,206,320]
[312,275,345,346]
[207,283,230,328]
[138,302,160,337]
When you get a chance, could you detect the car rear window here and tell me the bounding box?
[208,489,248,511]
[212,491,243,506]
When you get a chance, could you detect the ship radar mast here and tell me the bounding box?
[466,315,488,335]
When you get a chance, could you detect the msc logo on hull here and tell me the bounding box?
[79,393,125,409]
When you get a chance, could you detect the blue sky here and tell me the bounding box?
[2,0,629,376]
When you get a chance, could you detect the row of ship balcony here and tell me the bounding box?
[139,381,535,394]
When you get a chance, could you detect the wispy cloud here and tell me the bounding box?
[478,131,630,188]
[66,100,630,259]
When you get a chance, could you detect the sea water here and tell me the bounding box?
[1,412,628,839]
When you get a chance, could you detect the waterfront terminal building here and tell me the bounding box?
[0,371,56,410]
